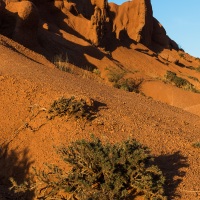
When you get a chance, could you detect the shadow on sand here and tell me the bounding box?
[155,151,189,199]
[0,144,34,200]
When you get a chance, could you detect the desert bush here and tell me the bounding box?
[107,69,125,83]
[53,53,74,73]
[114,78,141,93]
[165,71,187,88]
[179,53,185,58]
[192,142,200,148]
[195,66,200,72]
[48,96,95,120]
[107,69,141,93]
[60,137,166,200]
[188,76,199,82]
[165,71,199,93]
[93,68,101,76]
[186,66,195,70]
[12,137,166,200]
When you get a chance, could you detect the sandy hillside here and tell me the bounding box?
[0,0,200,199]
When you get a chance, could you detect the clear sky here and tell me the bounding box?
[108,0,200,58]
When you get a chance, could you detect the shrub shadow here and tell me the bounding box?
[0,144,34,200]
[154,151,189,199]
[175,61,186,68]
[93,100,108,112]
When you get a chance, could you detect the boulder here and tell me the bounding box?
[6,1,39,48]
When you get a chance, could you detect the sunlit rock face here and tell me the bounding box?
[0,0,178,49]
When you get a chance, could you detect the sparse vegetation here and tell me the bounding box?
[53,53,74,73]
[165,71,199,93]
[188,76,199,82]
[107,69,125,83]
[165,71,189,88]
[48,96,95,120]
[93,68,101,76]
[179,53,185,58]
[186,66,195,70]
[114,78,142,93]
[192,142,200,148]
[195,66,200,72]
[107,69,141,93]
[11,136,166,200]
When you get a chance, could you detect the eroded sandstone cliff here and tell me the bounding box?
[0,0,178,52]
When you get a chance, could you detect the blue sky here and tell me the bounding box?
[108,0,200,58]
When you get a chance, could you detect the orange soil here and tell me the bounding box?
[0,34,200,199]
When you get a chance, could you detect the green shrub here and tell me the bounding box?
[114,78,141,93]
[107,69,125,83]
[63,137,166,200]
[107,69,141,93]
[165,71,199,93]
[188,76,199,82]
[165,71,187,88]
[192,142,200,148]
[53,53,74,73]
[93,68,101,76]
[196,66,200,72]
[186,66,195,70]
[179,53,185,58]
[48,96,95,120]
[16,137,166,200]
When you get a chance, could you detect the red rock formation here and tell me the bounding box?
[152,18,178,50]
[89,0,110,46]
[6,1,39,48]
[0,0,178,50]
[109,0,153,46]
[64,0,94,19]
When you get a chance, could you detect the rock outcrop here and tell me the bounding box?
[89,0,110,46]
[8,1,39,47]
[152,18,178,50]
[65,0,94,19]
[0,0,178,50]
[109,0,153,46]
[0,0,39,48]
[109,0,178,49]
[62,0,110,46]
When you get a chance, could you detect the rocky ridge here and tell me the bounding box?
[0,1,200,200]
[0,0,178,50]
